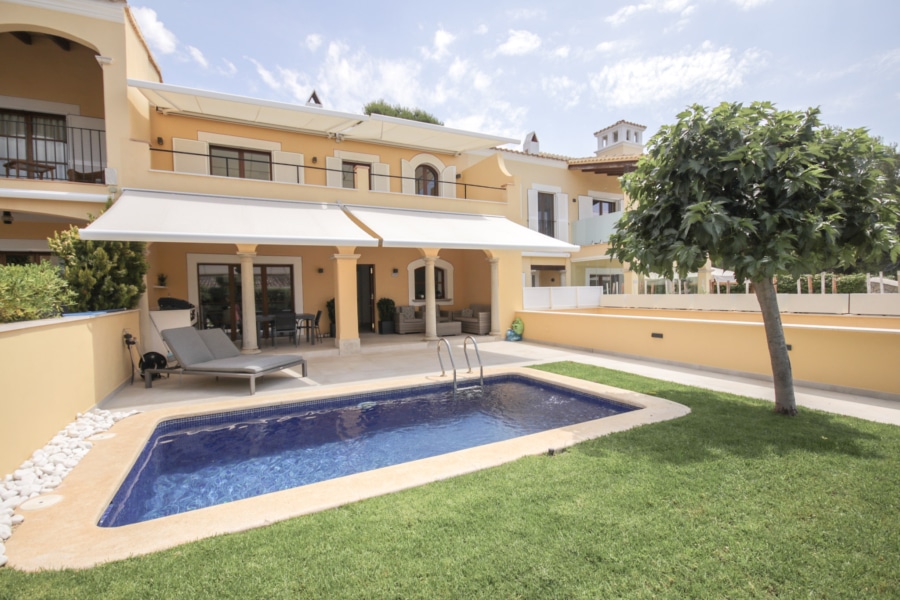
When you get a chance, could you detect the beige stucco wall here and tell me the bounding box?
[517,310,900,397]
[0,310,139,475]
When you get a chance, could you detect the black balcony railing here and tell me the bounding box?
[0,119,107,184]
[151,147,507,199]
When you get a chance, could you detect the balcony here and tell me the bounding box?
[1,116,106,184]
[573,211,624,246]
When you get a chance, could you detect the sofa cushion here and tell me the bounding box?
[460,308,473,318]
[400,306,416,320]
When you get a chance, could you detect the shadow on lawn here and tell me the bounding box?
[533,362,887,465]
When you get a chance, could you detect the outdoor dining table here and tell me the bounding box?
[256,314,276,346]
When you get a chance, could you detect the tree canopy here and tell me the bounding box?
[49,222,147,312]
[608,101,899,414]
[363,99,443,125]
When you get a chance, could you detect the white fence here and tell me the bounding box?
[523,287,900,316]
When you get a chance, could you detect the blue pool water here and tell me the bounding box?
[99,374,635,527]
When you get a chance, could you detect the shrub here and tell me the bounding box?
[0,261,74,323]
[49,224,147,311]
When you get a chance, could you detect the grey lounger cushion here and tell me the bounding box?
[150,326,307,394]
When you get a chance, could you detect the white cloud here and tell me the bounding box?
[131,6,178,55]
[305,34,323,52]
[606,0,696,26]
[218,59,237,76]
[542,76,584,110]
[496,30,542,56]
[186,46,208,68]
[589,42,763,107]
[730,0,772,8]
[508,8,546,20]
[422,29,456,61]
[552,46,571,59]
[246,57,283,92]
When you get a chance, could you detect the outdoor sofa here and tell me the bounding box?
[145,326,307,395]
[395,305,425,334]
[450,303,491,335]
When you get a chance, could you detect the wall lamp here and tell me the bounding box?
[317,268,324,274]
[2,211,12,225]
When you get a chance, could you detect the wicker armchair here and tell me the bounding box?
[395,305,425,334]
[451,303,491,335]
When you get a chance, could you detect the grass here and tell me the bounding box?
[1,361,898,599]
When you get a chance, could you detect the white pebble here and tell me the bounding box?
[10,515,23,526]
[0,524,11,540]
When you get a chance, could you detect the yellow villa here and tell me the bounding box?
[2,0,898,481]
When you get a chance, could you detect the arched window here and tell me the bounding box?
[415,164,439,196]
[407,258,454,304]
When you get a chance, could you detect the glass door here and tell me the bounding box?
[198,263,294,340]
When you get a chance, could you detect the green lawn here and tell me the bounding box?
[2,362,898,599]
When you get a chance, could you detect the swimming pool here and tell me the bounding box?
[100,374,635,527]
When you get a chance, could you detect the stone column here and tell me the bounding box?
[332,249,361,355]
[237,250,259,354]
[489,256,502,335]
[423,255,438,341]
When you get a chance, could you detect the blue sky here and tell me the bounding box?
[131,0,900,157]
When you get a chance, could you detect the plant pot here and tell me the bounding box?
[379,320,395,335]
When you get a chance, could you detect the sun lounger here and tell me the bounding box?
[144,326,307,395]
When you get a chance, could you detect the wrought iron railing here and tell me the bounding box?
[151,147,507,199]
[0,119,106,184]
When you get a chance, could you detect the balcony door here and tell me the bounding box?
[0,110,66,179]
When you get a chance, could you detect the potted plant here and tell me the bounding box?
[156,273,168,287]
[326,298,335,338]
[376,297,396,334]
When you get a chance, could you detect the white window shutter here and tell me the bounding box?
[441,165,457,198]
[400,160,415,194]
[527,189,539,231]
[372,162,390,192]
[578,195,594,220]
[325,156,342,188]
[273,151,304,184]
[555,193,569,242]
[173,138,209,175]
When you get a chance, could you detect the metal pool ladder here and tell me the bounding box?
[437,336,484,395]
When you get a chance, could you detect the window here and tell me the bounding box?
[592,199,618,215]
[210,146,271,180]
[414,266,446,300]
[0,109,67,180]
[342,161,371,189]
[537,192,555,237]
[415,164,439,196]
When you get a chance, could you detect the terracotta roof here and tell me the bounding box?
[567,154,643,176]
[495,147,574,161]
[593,120,646,135]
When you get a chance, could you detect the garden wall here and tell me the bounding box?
[0,310,138,475]
[516,309,900,398]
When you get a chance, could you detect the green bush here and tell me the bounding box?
[49,224,147,311]
[0,261,74,323]
[773,272,875,294]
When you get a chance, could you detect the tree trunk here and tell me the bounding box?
[753,277,798,415]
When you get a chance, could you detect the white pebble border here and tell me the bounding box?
[0,408,138,568]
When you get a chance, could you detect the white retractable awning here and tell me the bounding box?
[345,205,579,253]
[339,114,518,154]
[129,79,364,137]
[128,80,517,154]
[79,189,378,246]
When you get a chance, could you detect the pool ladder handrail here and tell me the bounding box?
[437,337,457,393]
[437,336,484,395]
[463,335,484,389]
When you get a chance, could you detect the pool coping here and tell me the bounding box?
[6,366,690,571]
